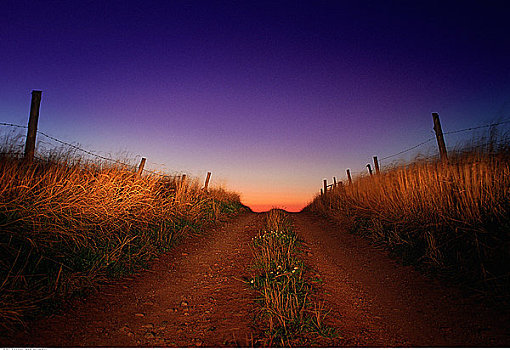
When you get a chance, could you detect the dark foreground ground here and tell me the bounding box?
[292,212,510,347]
[1,212,509,347]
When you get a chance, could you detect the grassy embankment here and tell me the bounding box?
[306,141,510,305]
[0,149,247,330]
[249,209,335,346]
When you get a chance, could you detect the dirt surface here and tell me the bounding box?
[2,212,263,347]
[2,211,510,347]
[292,212,510,347]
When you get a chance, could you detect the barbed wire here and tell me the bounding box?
[0,122,27,129]
[379,137,436,161]
[39,131,173,177]
[36,130,134,167]
[4,117,510,177]
[379,119,510,161]
[442,119,510,136]
[0,121,171,177]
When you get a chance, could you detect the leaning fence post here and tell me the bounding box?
[373,156,380,174]
[333,176,337,188]
[432,112,448,162]
[137,157,146,176]
[24,90,42,161]
[346,169,352,185]
[367,163,373,176]
[204,171,211,191]
[323,179,328,194]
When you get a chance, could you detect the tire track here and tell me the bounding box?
[3,212,263,347]
[292,212,510,347]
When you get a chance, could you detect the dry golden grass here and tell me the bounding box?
[306,141,510,303]
[0,150,245,330]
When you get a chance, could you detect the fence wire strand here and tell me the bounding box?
[0,121,170,177]
[442,119,510,136]
[37,130,134,167]
[380,137,436,161]
[379,119,510,161]
[3,117,510,177]
[0,122,28,129]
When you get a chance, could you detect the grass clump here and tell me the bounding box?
[306,140,510,305]
[0,148,246,331]
[249,209,335,346]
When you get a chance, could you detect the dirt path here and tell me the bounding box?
[292,212,510,347]
[3,211,510,347]
[3,212,263,347]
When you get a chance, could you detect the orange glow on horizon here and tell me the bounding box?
[248,203,305,213]
[240,190,313,213]
[226,176,317,214]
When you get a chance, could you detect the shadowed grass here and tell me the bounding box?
[306,139,510,305]
[249,209,336,346]
[0,146,246,331]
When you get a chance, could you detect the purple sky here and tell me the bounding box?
[2,1,510,211]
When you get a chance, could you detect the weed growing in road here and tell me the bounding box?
[306,139,510,306]
[0,148,246,330]
[249,209,336,346]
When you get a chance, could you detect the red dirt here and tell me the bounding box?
[292,212,510,347]
[2,212,264,347]
[2,211,510,347]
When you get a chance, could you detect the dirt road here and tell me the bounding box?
[293,212,510,347]
[2,211,509,347]
[3,212,263,347]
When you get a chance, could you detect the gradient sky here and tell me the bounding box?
[2,1,510,211]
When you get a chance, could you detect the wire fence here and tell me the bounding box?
[378,119,510,162]
[317,118,510,190]
[2,117,510,180]
[0,121,171,178]
[379,137,436,161]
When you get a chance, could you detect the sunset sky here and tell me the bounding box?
[2,1,510,211]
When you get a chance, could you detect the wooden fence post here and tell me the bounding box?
[432,112,448,162]
[181,174,187,184]
[373,156,380,174]
[333,176,337,188]
[320,188,323,195]
[367,163,373,176]
[323,179,328,194]
[346,169,352,185]
[137,157,146,176]
[24,90,42,161]
[204,171,211,191]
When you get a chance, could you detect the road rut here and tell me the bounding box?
[3,212,262,347]
[3,211,510,347]
[292,212,510,346]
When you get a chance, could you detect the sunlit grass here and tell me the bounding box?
[0,144,246,330]
[306,139,510,304]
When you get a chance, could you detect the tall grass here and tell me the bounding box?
[250,209,334,346]
[0,146,246,330]
[306,140,510,304]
